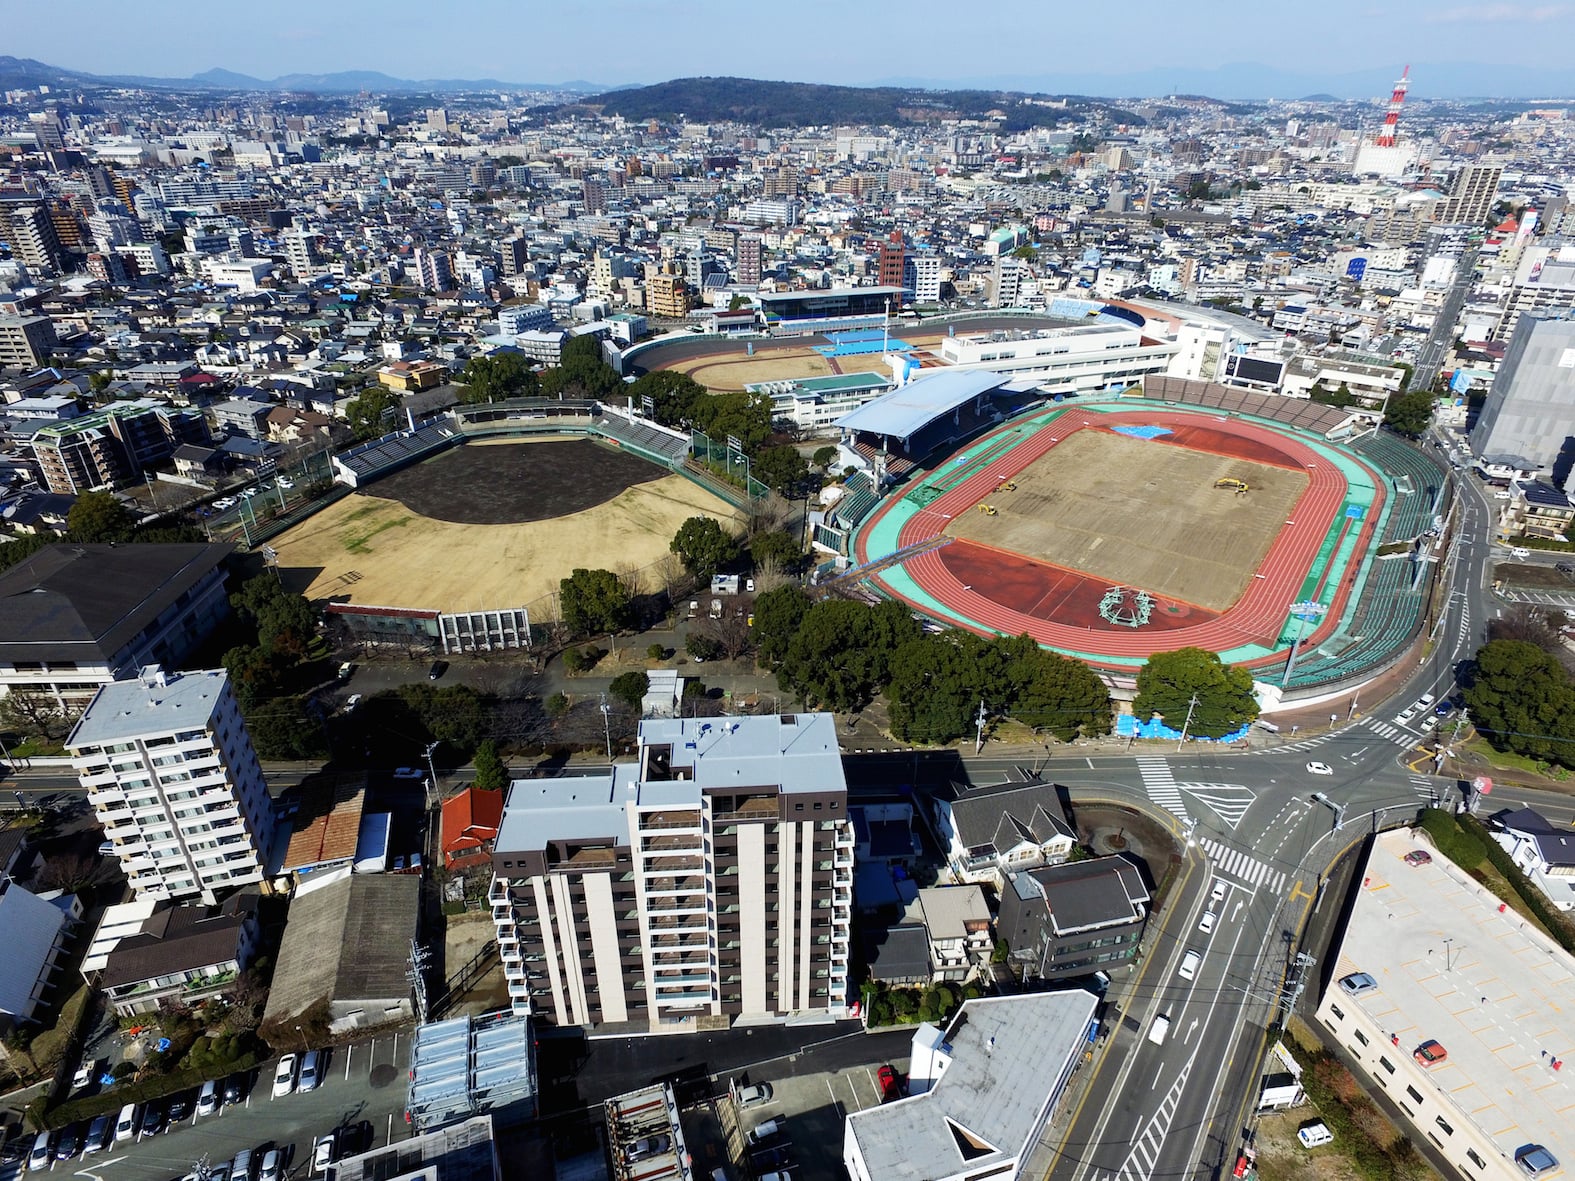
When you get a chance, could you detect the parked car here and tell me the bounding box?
[71,1058,101,1090]
[231,1147,255,1180]
[275,476,294,490]
[1404,850,1432,866]
[196,1081,221,1118]
[392,767,425,780]
[258,1149,285,1181]
[80,1115,111,1155]
[735,1081,772,1107]
[1414,1039,1448,1067]
[212,497,238,510]
[298,1049,323,1093]
[52,1124,80,1161]
[223,1072,250,1106]
[427,659,448,680]
[272,1054,297,1099]
[1339,972,1378,996]
[746,1120,783,1147]
[26,1132,50,1173]
[1210,879,1226,903]
[1517,1145,1560,1178]
[166,1092,193,1124]
[628,1136,672,1162]
[113,1103,138,1143]
[1297,1122,1334,1148]
[139,1102,164,1137]
[312,1133,337,1172]
[1198,909,1217,933]
[750,1145,791,1172]
[877,1064,904,1102]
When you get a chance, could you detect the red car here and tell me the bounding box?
[1404,850,1432,867]
[877,1065,904,1102]
[1414,1039,1448,1068]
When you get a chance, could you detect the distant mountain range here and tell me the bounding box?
[2,53,1572,102]
[0,56,605,95]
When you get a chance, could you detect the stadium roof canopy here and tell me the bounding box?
[833,369,1008,440]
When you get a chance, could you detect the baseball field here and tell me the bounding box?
[270,439,743,611]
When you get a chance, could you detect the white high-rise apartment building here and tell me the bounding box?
[67,668,275,904]
[488,713,853,1029]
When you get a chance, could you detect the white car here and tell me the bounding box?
[313,1133,337,1173]
[212,497,238,510]
[1306,761,1334,776]
[1210,879,1226,904]
[1198,909,1217,933]
[276,476,295,490]
[1178,950,1201,980]
[241,487,261,498]
[271,1053,297,1099]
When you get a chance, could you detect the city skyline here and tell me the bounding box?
[8,0,1575,98]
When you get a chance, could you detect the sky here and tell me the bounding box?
[8,0,1575,92]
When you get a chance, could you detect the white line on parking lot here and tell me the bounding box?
[345,1043,354,1081]
[826,1078,846,1120]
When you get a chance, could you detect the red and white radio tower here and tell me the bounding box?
[1375,65,1410,148]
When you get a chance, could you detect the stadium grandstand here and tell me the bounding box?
[331,418,462,488]
[832,369,1039,480]
[756,286,905,334]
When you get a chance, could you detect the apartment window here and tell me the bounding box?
[1466,1150,1485,1170]
[1353,1029,1369,1046]
[1328,1004,1344,1022]
[1435,1116,1453,1137]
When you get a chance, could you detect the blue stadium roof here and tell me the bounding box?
[833,370,1009,440]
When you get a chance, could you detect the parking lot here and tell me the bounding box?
[13,1033,411,1181]
[685,1048,911,1181]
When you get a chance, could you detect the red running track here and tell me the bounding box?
[856,410,1386,666]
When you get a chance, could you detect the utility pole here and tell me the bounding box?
[600,694,613,761]
[422,740,439,809]
[1176,692,1200,752]
[406,939,431,1024]
[974,698,988,755]
[1281,952,1316,1020]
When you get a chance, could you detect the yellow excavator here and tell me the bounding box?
[996,480,1017,492]
[1214,478,1250,496]
[977,504,998,516]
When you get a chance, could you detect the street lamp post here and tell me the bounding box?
[599,694,612,761]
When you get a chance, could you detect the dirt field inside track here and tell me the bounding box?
[270,440,742,610]
[944,429,1309,612]
[660,331,952,390]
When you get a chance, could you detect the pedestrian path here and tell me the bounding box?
[1112,1053,1193,1181]
[1198,836,1287,893]
[1136,756,1187,819]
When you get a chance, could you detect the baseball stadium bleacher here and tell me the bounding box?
[333,420,462,487]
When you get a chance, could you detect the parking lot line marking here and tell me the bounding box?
[345,1044,353,1081]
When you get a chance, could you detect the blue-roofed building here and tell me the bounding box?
[489,714,853,1031]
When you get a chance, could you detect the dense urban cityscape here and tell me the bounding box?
[0,23,1571,1181]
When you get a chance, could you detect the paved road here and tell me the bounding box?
[1412,248,1478,393]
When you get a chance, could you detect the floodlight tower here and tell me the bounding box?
[1375,65,1410,148]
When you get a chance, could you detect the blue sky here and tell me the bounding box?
[9,0,1575,91]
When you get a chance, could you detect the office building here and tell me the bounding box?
[736,233,762,285]
[1437,164,1502,226]
[0,542,232,712]
[1469,314,1575,483]
[938,324,1177,395]
[0,315,57,369]
[497,304,555,335]
[740,197,800,226]
[67,668,276,903]
[1495,245,1575,342]
[1315,829,1575,1181]
[489,713,853,1030]
[283,229,319,278]
[3,204,64,276]
[582,176,607,214]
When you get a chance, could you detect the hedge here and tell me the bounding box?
[1459,812,1575,956]
[29,1050,263,1131]
[1417,809,1486,868]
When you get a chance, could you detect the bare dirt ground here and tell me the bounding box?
[659,331,951,390]
[271,444,743,611]
[944,429,1309,611]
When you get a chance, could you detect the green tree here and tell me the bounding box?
[812,445,839,469]
[750,530,801,572]
[1463,639,1575,769]
[540,334,623,399]
[752,445,809,495]
[1011,647,1114,740]
[886,633,978,743]
[559,568,633,637]
[670,516,740,580]
[246,696,327,759]
[1384,388,1436,438]
[608,670,650,712]
[229,575,317,659]
[222,643,287,712]
[752,585,811,667]
[471,739,507,791]
[459,351,540,403]
[66,491,134,542]
[398,683,487,753]
[778,599,920,711]
[628,370,706,426]
[345,385,399,440]
[1133,647,1259,740]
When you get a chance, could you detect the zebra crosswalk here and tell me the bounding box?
[1136,757,1187,819]
[1110,1054,1193,1181]
[1364,717,1411,744]
[1198,837,1286,893]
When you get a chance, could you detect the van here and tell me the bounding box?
[1148,1014,1171,1045]
[1511,547,1530,559]
[113,1103,138,1142]
[1297,1123,1334,1148]
[1255,719,1280,734]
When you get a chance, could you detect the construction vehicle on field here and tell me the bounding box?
[976,504,998,516]
[1214,478,1250,496]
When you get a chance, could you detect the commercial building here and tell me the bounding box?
[937,323,1176,394]
[406,1013,536,1133]
[995,856,1150,981]
[748,372,894,432]
[0,316,57,369]
[1495,245,1575,342]
[67,668,276,903]
[0,541,232,711]
[647,270,691,319]
[488,713,853,1029]
[877,236,906,306]
[843,992,1100,1181]
[1469,314,1575,482]
[1314,828,1575,1181]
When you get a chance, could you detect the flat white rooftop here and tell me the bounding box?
[1332,828,1575,1162]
